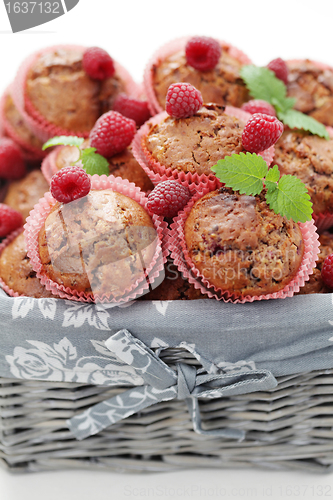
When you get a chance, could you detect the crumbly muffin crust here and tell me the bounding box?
[4,94,44,150]
[287,60,333,127]
[26,49,126,133]
[184,188,304,297]
[38,190,157,298]
[145,104,245,176]
[4,170,49,221]
[274,130,333,214]
[0,232,53,298]
[152,48,249,110]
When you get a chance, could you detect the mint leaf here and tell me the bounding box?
[265,165,280,194]
[265,174,312,223]
[277,109,330,140]
[42,136,84,150]
[81,150,109,176]
[211,152,268,196]
[240,66,292,113]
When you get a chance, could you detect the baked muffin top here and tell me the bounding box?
[184,187,304,297]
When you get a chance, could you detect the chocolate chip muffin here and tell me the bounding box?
[184,187,304,298]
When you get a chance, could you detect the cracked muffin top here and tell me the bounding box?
[38,189,157,299]
[184,187,304,297]
[274,129,333,214]
[144,104,246,176]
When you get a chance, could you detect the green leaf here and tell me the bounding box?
[42,136,85,150]
[277,109,330,139]
[265,174,313,223]
[240,66,293,113]
[264,164,280,194]
[211,152,268,196]
[81,151,110,176]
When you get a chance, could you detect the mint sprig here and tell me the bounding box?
[43,136,110,176]
[240,65,330,140]
[211,153,313,223]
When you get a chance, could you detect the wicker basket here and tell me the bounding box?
[1,292,333,474]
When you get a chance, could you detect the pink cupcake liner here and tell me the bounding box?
[24,176,168,303]
[12,44,140,143]
[132,106,275,189]
[0,227,25,298]
[312,212,333,233]
[0,86,47,162]
[169,189,320,304]
[41,146,64,184]
[143,36,252,116]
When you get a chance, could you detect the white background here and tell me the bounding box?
[1,0,333,498]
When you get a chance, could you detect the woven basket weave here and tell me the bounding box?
[1,348,333,474]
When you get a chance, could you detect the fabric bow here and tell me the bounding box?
[67,329,277,440]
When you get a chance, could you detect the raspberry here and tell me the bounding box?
[82,47,115,80]
[185,36,221,71]
[147,180,191,218]
[241,99,276,117]
[89,111,136,157]
[50,166,91,204]
[242,113,284,153]
[113,94,151,127]
[165,83,203,119]
[267,58,289,85]
[0,204,23,238]
[321,254,333,289]
[0,138,26,180]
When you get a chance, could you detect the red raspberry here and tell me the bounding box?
[165,83,203,119]
[0,204,23,238]
[267,58,289,85]
[147,180,191,218]
[242,113,284,153]
[113,94,151,127]
[241,100,276,117]
[321,254,333,289]
[0,138,26,180]
[50,166,91,204]
[82,47,115,80]
[89,111,136,158]
[185,36,221,71]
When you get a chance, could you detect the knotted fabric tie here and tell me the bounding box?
[67,329,277,440]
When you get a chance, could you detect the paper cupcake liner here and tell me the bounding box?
[24,176,168,303]
[169,189,320,303]
[12,44,140,143]
[0,86,47,162]
[41,146,63,184]
[132,106,275,189]
[0,227,25,298]
[312,212,333,233]
[143,36,252,116]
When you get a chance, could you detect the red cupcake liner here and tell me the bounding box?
[0,227,25,298]
[0,85,47,162]
[169,189,320,303]
[143,36,252,116]
[24,176,169,303]
[132,106,275,189]
[12,44,140,143]
[312,212,333,233]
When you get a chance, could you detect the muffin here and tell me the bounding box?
[182,187,305,299]
[273,129,333,228]
[3,169,49,220]
[0,230,53,298]
[42,141,154,192]
[286,59,333,127]
[136,104,274,186]
[24,176,167,302]
[140,257,207,300]
[144,37,251,115]
[1,89,46,162]
[12,45,139,141]
[297,231,333,295]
